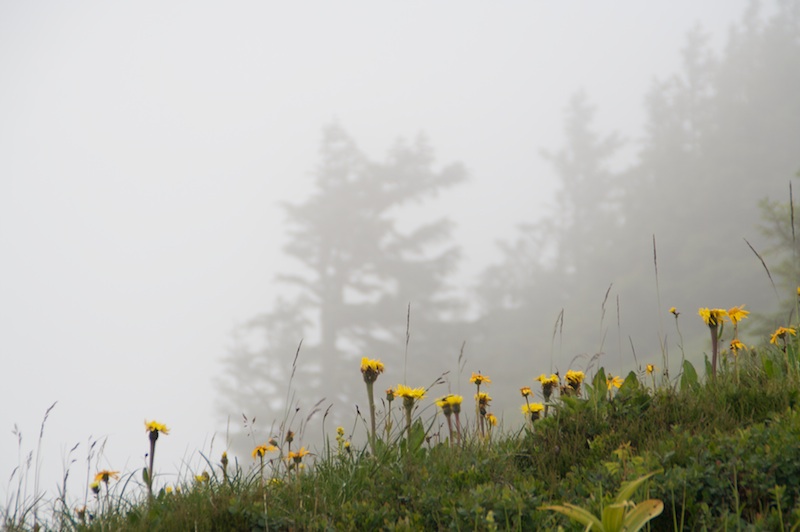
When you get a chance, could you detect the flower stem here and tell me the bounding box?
[365,381,377,455]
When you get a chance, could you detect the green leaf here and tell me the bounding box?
[680,360,698,391]
[142,467,150,484]
[601,502,627,531]
[763,356,776,378]
[619,371,639,394]
[615,471,661,504]
[593,367,608,395]
[621,499,664,532]
[539,503,604,531]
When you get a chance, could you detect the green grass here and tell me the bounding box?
[6,336,800,530]
[6,296,800,532]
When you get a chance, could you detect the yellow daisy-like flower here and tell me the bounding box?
[252,444,277,459]
[94,470,120,483]
[435,395,454,415]
[670,307,679,316]
[536,373,560,386]
[446,395,463,406]
[195,471,210,483]
[646,363,655,375]
[485,413,497,427]
[165,486,173,494]
[288,447,310,464]
[606,374,624,390]
[145,420,170,435]
[336,426,344,437]
[520,386,532,397]
[469,372,491,386]
[536,373,559,401]
[770,326,797,345]
[395,384,426,400]
[475,391,492,405]
[360,357,385,383]
[730,339,746,353]
[564,370,584,385]
[727,305,750,324]
[521,403,544,414]
[698,308,727,327]
[90,481,100,495]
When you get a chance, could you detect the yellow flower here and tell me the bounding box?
[770,326,797,345]
[145,420,170,435]
[252,444,277,459]
[90,481,100,495]
[336,426,344,437]
[669,307,679,316]
[537,373,559,386]
[395,384,425,400]
[94,470,120,483]
[385,388,395,401]
[797,286,800,297]
[195,471,209,483]
[606,374,624,390]
[564,370,584,385]
[469,372,491,386]
[446,395,463,406]
[436,395,455,415]
[520,386,532,397]
[165,486,173,494]
[698,308,727,327]
[727,305,750,324]
[646,363,655,375]
[521,403,544,414]
[485,413,497,426]
[288,447,309,464]
[730,339,746,353]
[360,357,385,383]
[475,391,492,405]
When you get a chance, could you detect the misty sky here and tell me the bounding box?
[0,1,748,500]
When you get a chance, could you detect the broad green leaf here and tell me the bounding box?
[621,499,664,532]
[615,471,661,504]
[619,371,639,394]
[601,502,627,531]
[540,503,604,531]
[680,360,698,391]
[593,367,608,395]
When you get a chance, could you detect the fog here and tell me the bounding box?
[5,0,789,503]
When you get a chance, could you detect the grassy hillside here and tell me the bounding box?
[5,309,800,530]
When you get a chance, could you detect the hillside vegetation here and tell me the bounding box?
[6,304,800,530]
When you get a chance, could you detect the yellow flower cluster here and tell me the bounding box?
[770,326,796,345]
[565,370,584,385]
[606,375,624,391]
[252,444,277,459]
[94,470,120,484]
[521,403,544,414]
[287,447,309,464]
[698,308,728,327]
[394,384,425,400]
[360,357,385,383]
[469,372,491,386]
[435,394,463,415]
[727,305,749,324]
[145,420,170,435]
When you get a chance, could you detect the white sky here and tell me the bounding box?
[0,1,747,504]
